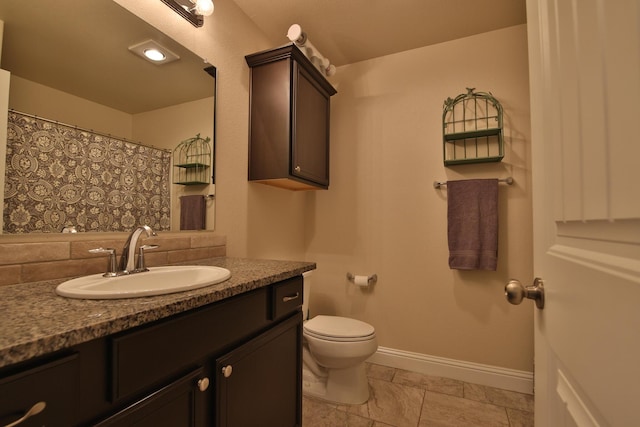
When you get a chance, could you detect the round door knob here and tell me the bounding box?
[505,278,545,309]
[221,365,233,378]
[197,377,209,392]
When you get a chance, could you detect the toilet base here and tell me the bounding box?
[302,362,370,405]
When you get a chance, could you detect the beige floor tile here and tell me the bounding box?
[393,369,464,397]
[419,391,509,427]
[366,363,396,381]
[365,378,425,427]
[506,408,534,427]
[303,396,373,427]
[464,383,534,412]
[303,365,535,427]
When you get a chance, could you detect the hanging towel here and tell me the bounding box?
[447,179,499,271]
[180,195,206,230]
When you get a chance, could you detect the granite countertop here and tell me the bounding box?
[0,257,315,369]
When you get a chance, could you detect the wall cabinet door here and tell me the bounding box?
[215,313,302,427]
[292,63,331,187]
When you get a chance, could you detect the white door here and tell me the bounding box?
[526,0,640,426]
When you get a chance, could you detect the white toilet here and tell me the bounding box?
[302,271,378,405]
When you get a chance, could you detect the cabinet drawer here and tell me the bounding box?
[271,276,303,320]
[111,288,269,402]
[0,354,79,427]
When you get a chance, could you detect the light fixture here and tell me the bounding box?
[160,0,214,28]
[143,48,166,62]
[193,0,214,16]
[128,40,180,65]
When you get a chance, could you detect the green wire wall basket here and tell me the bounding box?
[442,88,504,166]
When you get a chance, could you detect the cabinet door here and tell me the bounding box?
[292,63,331,187]
[216,313,302,427]
[94,368,208,427]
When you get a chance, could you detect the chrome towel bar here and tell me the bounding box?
[433,176,513,189]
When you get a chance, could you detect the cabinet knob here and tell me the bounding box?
[221,365,233,378]
[197,377,210,392]
[294,165,301,172]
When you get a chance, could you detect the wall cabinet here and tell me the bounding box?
[0,277,303,427]
[246,44,337,190]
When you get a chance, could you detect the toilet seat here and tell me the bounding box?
[304,315,375,342]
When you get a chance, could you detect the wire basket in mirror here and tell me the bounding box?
[173,134,212,185]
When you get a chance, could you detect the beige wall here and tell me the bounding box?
[305,25,533,371]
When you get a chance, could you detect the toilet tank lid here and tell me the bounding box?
[304,315,375,339]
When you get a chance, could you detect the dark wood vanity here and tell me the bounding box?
[246,44,337,190]
[0,258,311,427]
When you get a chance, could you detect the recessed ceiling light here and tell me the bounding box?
[143,48,166,62]
[128,40,179,65]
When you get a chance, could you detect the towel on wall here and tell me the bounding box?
[180,195,206,230]
[447,179,499,271]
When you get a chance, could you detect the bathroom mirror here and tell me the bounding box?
[0,0,216,234]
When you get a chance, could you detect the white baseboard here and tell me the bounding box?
[367,346,533,395]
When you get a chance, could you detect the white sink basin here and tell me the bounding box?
[56,266,231,299]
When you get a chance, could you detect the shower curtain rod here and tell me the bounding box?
[9,109,172,153]
[433,176,514,189]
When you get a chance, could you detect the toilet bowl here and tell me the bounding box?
[302,272,378,405]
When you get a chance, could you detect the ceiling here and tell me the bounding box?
[231,0,528,67]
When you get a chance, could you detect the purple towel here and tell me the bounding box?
[180,195,206,230]
[447,179,499,271]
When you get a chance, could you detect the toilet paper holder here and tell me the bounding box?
[346,272,378,285]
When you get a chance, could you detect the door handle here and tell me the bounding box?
[505,278,545,309]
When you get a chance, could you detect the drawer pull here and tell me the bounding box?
[197,377,210,392]
[221,365,233,378]
[4,401,46,427]
[282,292,300,303]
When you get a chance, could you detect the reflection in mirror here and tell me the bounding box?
[0,0,216,234]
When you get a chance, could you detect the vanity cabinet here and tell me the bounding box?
[246,44,337,190]
[0,276,304,427]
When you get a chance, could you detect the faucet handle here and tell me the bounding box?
[89,248,118,277]
[136,245,159,272]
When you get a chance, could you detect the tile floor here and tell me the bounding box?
[302,363,534,427]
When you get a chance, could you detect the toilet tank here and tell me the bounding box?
[302,270,313,320]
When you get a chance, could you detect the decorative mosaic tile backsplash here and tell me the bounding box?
[4,111,171,233]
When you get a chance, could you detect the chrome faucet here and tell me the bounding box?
[119,225,156,273]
